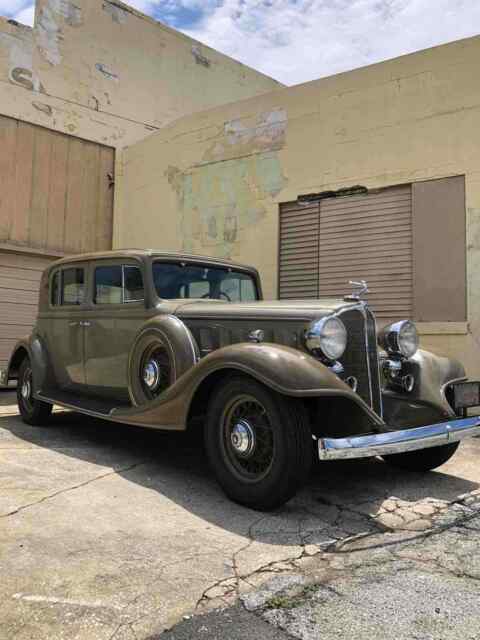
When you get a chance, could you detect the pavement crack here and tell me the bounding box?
[0,461,147,519]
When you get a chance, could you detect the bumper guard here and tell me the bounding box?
[318,415,480,460]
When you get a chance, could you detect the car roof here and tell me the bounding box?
[48,249,259,274]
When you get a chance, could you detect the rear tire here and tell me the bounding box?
[382,442,459,472]
[205,376,312,510]
[17,358,52,426]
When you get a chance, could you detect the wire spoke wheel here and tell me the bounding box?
[221,394,275,482]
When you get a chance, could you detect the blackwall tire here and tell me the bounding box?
[205,375,313,511]
[17,358,53,426]
[382,442,459,472]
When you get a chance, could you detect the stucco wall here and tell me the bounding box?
[0,1,281,148]
[115,35,480,376]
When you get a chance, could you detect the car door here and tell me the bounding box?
[83,260,146,400]
[47,263,89,389]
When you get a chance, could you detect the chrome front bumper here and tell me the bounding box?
[318,415,480,460]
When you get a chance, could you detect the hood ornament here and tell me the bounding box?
[344,280,369,302]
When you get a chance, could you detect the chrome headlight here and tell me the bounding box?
[379,320,419,359]
[305,316,347,361]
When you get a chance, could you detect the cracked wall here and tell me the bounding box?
[0,0,282,148]
[117,35,480,377]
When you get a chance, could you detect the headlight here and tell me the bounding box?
[379,320,419,359]
[305,316,347,361]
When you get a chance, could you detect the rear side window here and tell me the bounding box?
[95,265,122,304]
[61,268,85,305]
[124,266,144,302]
[95,265,144,304]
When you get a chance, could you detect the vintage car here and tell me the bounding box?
[3,250,480,510]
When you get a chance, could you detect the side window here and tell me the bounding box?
[95,265,122,304]
[124,266,144,302]
[62,268,84,305]
[51,271,60,306]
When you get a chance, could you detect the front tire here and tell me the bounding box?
[17,358,52,426]
[205,376,312,510]
[382,442,459,472]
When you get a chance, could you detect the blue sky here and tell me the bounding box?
[3,0,480,85]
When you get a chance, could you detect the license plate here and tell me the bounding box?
[453,381,480,409]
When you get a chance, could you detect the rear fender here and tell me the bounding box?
[5,334,54,392]
[112,342,383,430]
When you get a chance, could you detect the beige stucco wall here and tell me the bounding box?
[115,35,480,377]
[0,0,281,148]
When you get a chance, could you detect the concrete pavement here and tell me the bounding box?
[1,389,479,639]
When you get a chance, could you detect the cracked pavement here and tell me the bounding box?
[1,390,479,639]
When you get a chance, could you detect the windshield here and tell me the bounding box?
[152,262,259,302]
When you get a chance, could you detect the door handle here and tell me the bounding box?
[80,321,91,327]
[69,321,78,327]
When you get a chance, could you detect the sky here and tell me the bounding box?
[3,0,480,85]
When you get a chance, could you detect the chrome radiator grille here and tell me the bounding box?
[338,306,382,416]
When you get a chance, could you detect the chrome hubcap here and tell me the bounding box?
[230,419,256,458]
[143,359,160,390]
[21,378,31,400]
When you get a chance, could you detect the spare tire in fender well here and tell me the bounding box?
[127,315,199,406]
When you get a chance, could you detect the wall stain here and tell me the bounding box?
[166,152,287,258]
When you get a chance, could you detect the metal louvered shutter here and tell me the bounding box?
[318,186,412,321]
[278,186,413,321]
[278,201,319,299]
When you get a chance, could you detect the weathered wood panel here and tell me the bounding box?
[0,115,114,254]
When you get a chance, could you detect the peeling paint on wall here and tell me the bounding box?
[36,5,63,65]
[51,0,83,27]
[103,1,128,24]
[32,100,53,115]
[191,45,211,68]
[95,62,119,82]
[0,31,44,92]
[166,152,287,257]
[203,108,287,164]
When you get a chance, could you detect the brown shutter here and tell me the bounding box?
[278,186,413,322]
[318,186,413,321]
[412,176,466,322]
[278,201,319,299]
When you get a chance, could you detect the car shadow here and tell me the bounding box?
[1,404,479,543]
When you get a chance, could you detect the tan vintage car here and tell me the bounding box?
[3,250,480,510]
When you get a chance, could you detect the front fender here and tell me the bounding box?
[382,348,466,428]
[112,343,382,430]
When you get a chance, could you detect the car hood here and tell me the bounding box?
[172,297,359,321]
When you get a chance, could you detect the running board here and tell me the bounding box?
[36,389,131,419]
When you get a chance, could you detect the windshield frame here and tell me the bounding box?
[151,258,262,303]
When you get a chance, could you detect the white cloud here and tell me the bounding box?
[0,0,27,15]
[14,2,34,25]
[178,0,480,85]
